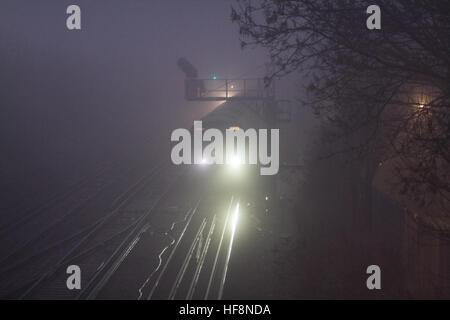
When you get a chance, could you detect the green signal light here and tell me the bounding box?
[212,76,217,80]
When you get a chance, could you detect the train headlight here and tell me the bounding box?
[225,156,244,178]
[229,156,241,167]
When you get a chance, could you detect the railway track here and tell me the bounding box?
[0,136,162,253]
[0,157,182,299]
[1,156,243,300]
[0,159,121,238]
[142,195,241,300]
[0,162,122,255]
[82,194,242,300]
[0,162,126,269]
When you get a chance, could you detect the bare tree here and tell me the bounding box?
[232,0,450,215]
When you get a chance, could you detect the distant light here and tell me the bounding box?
[265,196,269,201]
[228,126,241,131]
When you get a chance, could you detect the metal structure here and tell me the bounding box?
[184,78,275,102]
[177,57,291,122]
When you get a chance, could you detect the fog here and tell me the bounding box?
[1,1,448,301]
[0,0,272,220]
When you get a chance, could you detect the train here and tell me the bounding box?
[177,57,286,211]
[188,99,278,210]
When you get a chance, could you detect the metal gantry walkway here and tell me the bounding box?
[184,78,275,102]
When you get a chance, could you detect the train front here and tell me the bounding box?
[190,101,277,210]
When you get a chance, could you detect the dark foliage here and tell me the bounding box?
[232,0,450,214]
